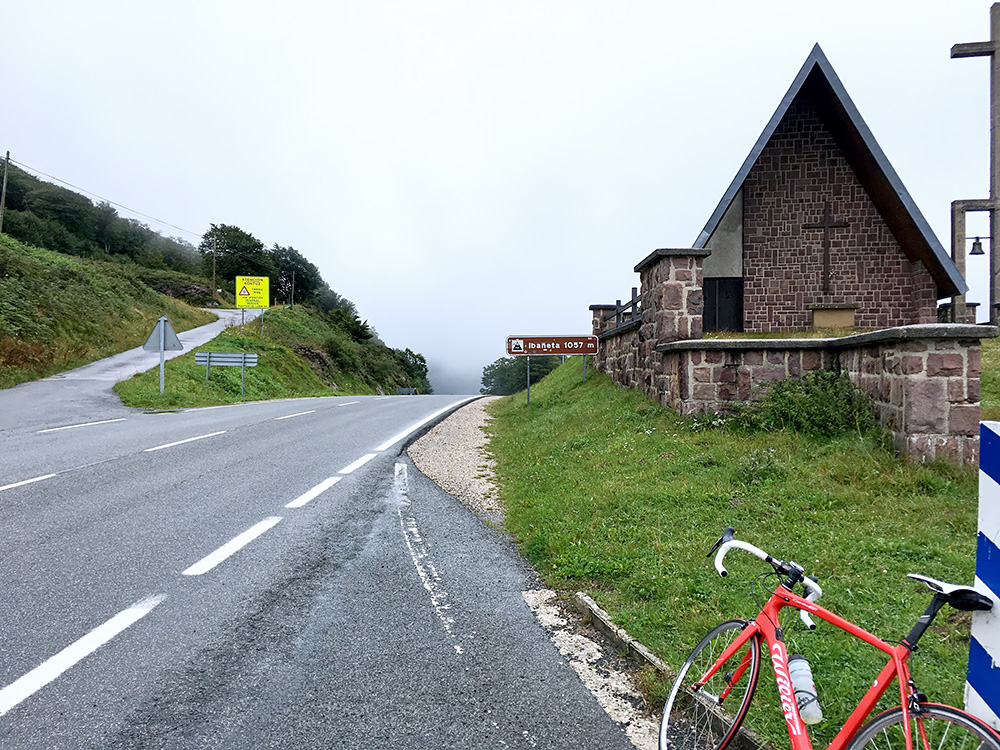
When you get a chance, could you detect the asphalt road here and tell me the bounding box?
[0,334,635,747]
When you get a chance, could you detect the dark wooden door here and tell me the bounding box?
[703,277,744,333]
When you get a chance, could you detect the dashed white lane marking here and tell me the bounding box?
[338,453,377,474]
[144,431,227,453]
[335,401,360,408]
[274,410,316,421]
[285,477,341,508]
[182,517,283,576]
[522,590,658,750]
[394,463,463,654]
[36,418,126,434]
[0,594,167,716]
[0,474,57,493]
[374,398,476,452]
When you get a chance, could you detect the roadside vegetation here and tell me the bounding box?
[0,234,215,388]
[114,304,431,409]
[0,164,432,398]
[486,357,982,744]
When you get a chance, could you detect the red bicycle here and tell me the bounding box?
[659,527,999,750]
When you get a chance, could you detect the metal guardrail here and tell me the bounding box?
[194,351,258,396]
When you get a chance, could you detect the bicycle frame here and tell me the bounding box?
[695,584,918,750]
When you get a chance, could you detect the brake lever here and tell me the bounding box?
[707,527,735,558]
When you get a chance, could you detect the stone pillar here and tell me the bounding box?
[634,248,711,344]
[589,304,618,336]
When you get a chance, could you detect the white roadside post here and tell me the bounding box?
[967,422,1000,729]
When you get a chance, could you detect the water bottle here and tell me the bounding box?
[788,653,823,725]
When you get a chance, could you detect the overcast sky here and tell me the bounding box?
[3,1,995,393]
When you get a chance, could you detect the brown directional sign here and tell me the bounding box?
[506,335,598,356]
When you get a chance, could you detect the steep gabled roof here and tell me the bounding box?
[693,44,967,297]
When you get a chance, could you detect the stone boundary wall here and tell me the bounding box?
[591,250,997,465]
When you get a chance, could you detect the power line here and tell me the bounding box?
[7,157,204,241]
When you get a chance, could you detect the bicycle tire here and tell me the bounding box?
[659,619,762,750]
[845,702,1000,750]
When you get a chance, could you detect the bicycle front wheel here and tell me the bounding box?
[846,703,1000,750]
[659,619,762,750]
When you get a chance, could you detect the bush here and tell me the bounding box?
[734,370,880,438]
[322,329,361,372]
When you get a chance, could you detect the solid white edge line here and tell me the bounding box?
[274,410,316,421]
[182,517,282,576]
[144,430,227,453]
[338,454,378,474]
[285,477,341,508]
[0,594,166,716]
[0,474,58,492]
[37,418,126,434]
[373,398,476,452]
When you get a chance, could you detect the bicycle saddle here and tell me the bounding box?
[908,574,994,612]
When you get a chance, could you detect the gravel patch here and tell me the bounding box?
[407,396,504,527]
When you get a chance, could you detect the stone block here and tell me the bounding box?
[693,367,711,383]
[969,348,981,378]
[926,353,965,377]
[969,378,981,402]
[948,378,966,403]
[901,355,924,375]
[903,378,947,433]
[743,351,764,366]
[949,404,981,436]
[802,350,823,371]
[661,282,684,310]
[706,350,724,364]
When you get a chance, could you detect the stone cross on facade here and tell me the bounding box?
[804,201,848,294]
[953,3,1000,325]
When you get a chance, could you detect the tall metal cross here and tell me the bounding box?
[953,3,1000,325]
[804,201,848,294]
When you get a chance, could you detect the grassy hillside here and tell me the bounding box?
[487,359,979,745]
[114,304,429,408]
[0,234,215,388]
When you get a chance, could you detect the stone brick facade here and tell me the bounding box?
[741,95,939,332]
[592,250,995,465]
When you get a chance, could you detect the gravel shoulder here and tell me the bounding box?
[407,396,504,528]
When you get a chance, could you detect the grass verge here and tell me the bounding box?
[114,307,381,409]
[486,358,979,745]
[0,235,216,388]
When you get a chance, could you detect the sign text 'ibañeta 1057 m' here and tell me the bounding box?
[506,335,599,356]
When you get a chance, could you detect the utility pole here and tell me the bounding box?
[212,237,217,306]
[0,151,9,235]
[291,270,295,306]
[953,3,1000,324]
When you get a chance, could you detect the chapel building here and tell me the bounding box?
[696,45,967,333]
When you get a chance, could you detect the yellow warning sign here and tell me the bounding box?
[235,276,269,309]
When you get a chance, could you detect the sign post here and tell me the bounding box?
[142,316,184,393]
[505,335,599,403]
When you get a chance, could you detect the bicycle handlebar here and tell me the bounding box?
[713,533,824,630]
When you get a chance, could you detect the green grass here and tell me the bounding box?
[486,359,979,745]
[0,234,216,388]
[113,306,386,408]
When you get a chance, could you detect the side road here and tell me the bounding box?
[408,398,661,750]
[0,308,259,433]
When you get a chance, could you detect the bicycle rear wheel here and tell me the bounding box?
[845,703,1000,750]
[659,619,762,750]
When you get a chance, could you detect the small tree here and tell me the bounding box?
[199,224,274,291]
[480,356,560,395]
